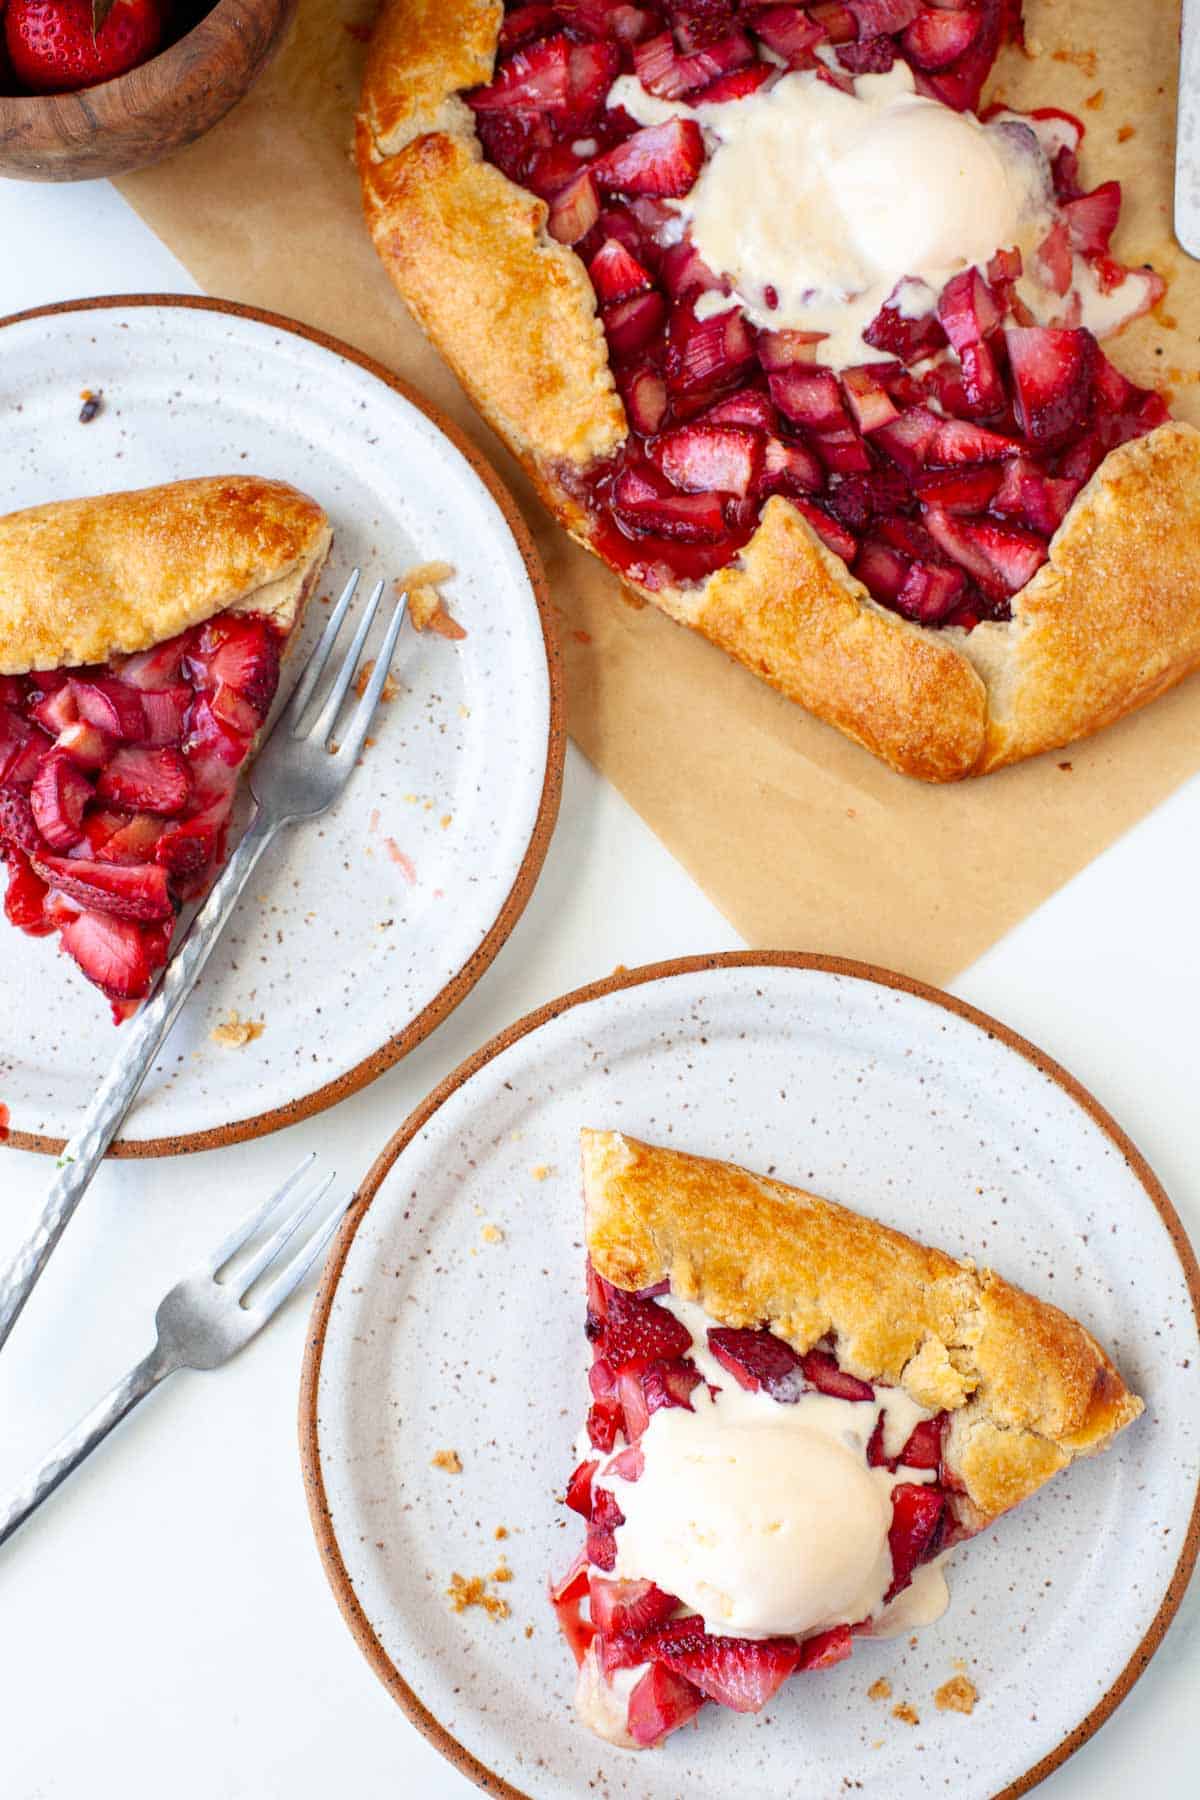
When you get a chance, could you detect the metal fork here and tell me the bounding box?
[0,569,406,1356]
[0,1155,351,1549]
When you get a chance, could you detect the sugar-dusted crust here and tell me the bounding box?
[0,477,332,677]
[581,1129,1142,1525]
[359,0,1200,780]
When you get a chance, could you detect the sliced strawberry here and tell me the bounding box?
[988,244,1023,287]
[551,1580,595,1667]
[647,1618,804,1712]
[702,388,777,432]
[757,436,824,497]
[58,910,162,1001]
[791,499,857,562]
[30,753,92,850]
[748,5,828,67]
[873,405,942,474]
[668,304,756,396]
[992,457,1076,535]
[0,788,41,854]
[154,814,220,891]
[618,364,669,435]
[768,367,846,430]
[140,685,191,747]
[2,846,52,933]
[608,1443,645,1482]
[1005,325,1098,446]
[757,327,826,371]
[498,2,558,50]
[1061,180,1121,257]
[633,25,753,99]
[589,237,654,305]
[601,1287,693,1370]
[589,1575,678,1637]
[547,169,600,244]
[912,465,1003,512]
[894,559,966,623]
[802,1349,875,1401]
[469,34,572,113]
[587,1397,622,1453]
[199,617,281,716]
[863,287,947,364]
[617,1357,701,1438]
[626,1662,707,1747]
[897,1415,945,1470]
[592,119,705,198]
[812,424,873,474]
[31,684,78,736]
[566,1458,600,1518]
[93,812,167,865]
[923,506,1048,596]
[928,417,1022,465]
[848,0,920,31]
[654,424,761,497]
[1034,221,1073,297]
[937,268,1002,352]
[586,1485,625,1571]
[55,721,114,771]
[661,238,725,301]
[828,467,908,527]
[614,485,729,542]
[550,1548,590,1609]
[0,713,49,787]
[959,341,1006,416]
[797,1623,854,1670]
[603,290,667,359]
[693,61,775,101]
[808,0,857,43]
[886,1482,946,1600]
[902,5,981,70]
[96,746,190,817]
[211,683,261,738]
[707,1325,805,1400]
[33,855,173,922]
[855,538,909,604]
[69,676,146,741]
[114,638,187,691]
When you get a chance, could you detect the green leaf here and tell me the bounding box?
[92,0,118,34]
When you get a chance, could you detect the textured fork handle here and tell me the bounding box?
[0,811,281,1355]
[0,1344,173,1549]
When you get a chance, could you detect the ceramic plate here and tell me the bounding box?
[0,296,561,1155]
[302,954,1200,1800]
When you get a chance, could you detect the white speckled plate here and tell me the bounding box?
[302,954,1200,1800]
[0,296,561,1156]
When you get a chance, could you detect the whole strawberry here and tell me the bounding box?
[6,0,165,94]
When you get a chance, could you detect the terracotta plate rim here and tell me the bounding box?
[0,292,565,1160]
[297,948,1200,1800]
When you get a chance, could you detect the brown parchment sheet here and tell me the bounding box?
[116,0,1200,983]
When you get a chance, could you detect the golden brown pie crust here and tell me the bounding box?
[358,0,1200,780]
[581,1129,1142,1526]
[0,476,332,676]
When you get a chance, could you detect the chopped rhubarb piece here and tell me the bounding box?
[841,366,900,433]
[654,424,761,497]
[619,364,669,434]
[547,169,600,244]
[115,639,187,690]
[797,1623,854,1670]
[601,1287,693,1369]
[757,436,824,496]
[912,465,1003,512]
[70,676,146,741]
[586,1485,625,1571]
[937,268,1002,352]
[30,753,92,850]
[923,506,1048,597]
[791,499,857,562]
[702,388,777,432]
[668,305,756,395]
[894,559,967,623]
[693,61,775,101]
[613,484,729,543]
[1061,180,1121,256]
[863,286,947,364]
[1034,221,1073,297]
[617,1358,701,1438]
[992,457,1077,534]
[855,537,909,604]
[59,910,164,1002]
[959,341,1006,416]
[801,1348,875,1400]
[661,238,725,300]
[137,686,190,747]
[902,4,982,70]
[988,245,1023,287]
[566,1458,599,1518]
[33,855,173,923]
[592,119,704,198]
[589,237,653,304]
[897,1415,945,1469]
[848,0,919,31]
[1005,325,1098,446]
[768,366,846,430]
[707,1325,805,1400]
[808,0,856,43]
[469,34,573,113]
[758,328,826,371]
[626,1663,707,1747]
[927,417,1022,465]
[749,5,827,67]
[603,291,667,358]
[32,684,78,736]
[812,425,873,473]
[633,26,753,99]
[647,1618,804,1712]
[873,405,941,474]
[589,1575,678,1637]
[97,746,191,817]
[886,1482,946,1600]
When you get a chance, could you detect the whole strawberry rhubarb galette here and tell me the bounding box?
[359,0,1200,780]
[0,478,331,1017]
[554,1130,1141,1747]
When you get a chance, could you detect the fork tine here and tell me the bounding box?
[283,567,360,731]
[330,591,409,766]
[203,1153,317,1275]
[305,578,386,746]
[231,1170,337,1300]
[246,1197,352,1318]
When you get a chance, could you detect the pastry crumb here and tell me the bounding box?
[353,658,400,702]
[1117,123,1135,142]
[440,814,452,829]
[494,1525,509,1540]
[210,1010,265,1048]
[531,1164,551,1181]
[446,1572,510,1621]
[892,1703,920,1727]
[401,559,455,587]
[431,1449,462,1474]
[524,1624,534,1639]
[1084,87,1105,110]
[1051,46,1096,76]
[481,1223,504,1245]
[935,1675,978,1715]
[78,388,103,424]
[400,561,467,640]
[492,1559,512,1583]
[868,1678,892,1703]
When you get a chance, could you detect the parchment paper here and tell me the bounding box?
[116,0,1200,982]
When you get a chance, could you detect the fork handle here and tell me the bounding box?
[0,1344,173,1549]
[0,811,281,1356]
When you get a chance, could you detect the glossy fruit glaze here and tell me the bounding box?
[469,1,1169,627]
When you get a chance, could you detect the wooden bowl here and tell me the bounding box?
[0,0,297,181]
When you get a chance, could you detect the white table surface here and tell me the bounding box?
[1,175,1197,1800]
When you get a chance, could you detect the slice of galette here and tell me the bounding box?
[0,477,331,1018]
[552,1129,1141,1748]
[360,0,1200,779]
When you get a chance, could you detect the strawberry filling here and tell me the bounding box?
[473,1,1169,628]
[559,1265,963,1743]
[0,613,285,1020]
